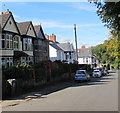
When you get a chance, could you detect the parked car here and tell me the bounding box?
[104,69,109,75]
[96,67,105,76]
[92,70,102,78]
[74,70,90,82]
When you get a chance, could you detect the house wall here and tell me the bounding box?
[60,50,65,61]
[34,39,49,63]
[18,36,22,51]
[2,50,14,56]
[27,24,36,38]
[4,16,19,34]
[49,45,57,61]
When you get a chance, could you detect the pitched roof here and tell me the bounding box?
[78,48,92,58]
[57,43,74,52]
[17,21,31,35]
[34,25,45,39]
[0,12,11,28]
[0,11,20,34]
[50,43,63,50]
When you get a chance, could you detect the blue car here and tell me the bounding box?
[74,70,90,82]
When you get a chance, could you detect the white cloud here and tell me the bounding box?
[13,12,104,29]
[32,18,103,29]
[57,35,71,42]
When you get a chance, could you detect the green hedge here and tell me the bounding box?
[3,63,33,80]
[34,68,45,82]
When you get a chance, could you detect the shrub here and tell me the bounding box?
[3,63,33,80]
[34,68,45,82]
[3,66,24,79]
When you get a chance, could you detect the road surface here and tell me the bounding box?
[3,71,119,111]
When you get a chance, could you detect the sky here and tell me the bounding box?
[1,2,110,48]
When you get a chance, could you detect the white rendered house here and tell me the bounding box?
[49,44,65,62]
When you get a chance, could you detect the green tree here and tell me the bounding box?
[90,1,120,66]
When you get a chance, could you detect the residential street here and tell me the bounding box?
[3,71,119,111]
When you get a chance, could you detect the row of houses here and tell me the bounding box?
[0,11,50,69]
[0,11,77,69]
[0,11,98,69]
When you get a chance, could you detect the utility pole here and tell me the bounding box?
[74,24,78,61]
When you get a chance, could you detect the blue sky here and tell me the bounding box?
[2,2,109,48]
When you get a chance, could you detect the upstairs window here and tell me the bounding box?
[13,35,19,50]
[1,34,6,49]
[23,38,33,51]
[0,33,13,49]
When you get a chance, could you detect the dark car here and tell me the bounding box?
[104,70,109,75]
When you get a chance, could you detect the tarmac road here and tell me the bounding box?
[3,71,119,111]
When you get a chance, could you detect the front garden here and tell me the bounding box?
[2,60,92,99]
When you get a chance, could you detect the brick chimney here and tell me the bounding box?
[81,45,86,49]
[50,34,56,42]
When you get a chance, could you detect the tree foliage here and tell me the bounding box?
[92,32,119,64]
[90,1,120,65]
[91,1,120,35]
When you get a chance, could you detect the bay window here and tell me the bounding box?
[6,34,13,49]
[13,35,19,50]
[0,33,13,49]
[23,38,32,51]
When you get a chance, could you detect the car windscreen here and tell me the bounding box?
[76,71,86,74]
[94,71,99,72]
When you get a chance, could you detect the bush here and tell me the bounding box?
[34,68,45,82]
[3,63,33,80]
[3,66,24,79]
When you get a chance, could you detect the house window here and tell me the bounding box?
[28,38,32,50]
[13,35,19,50]
[83,58,85,63]
[1,57,13,68]
[86,58,88,63]
[23,38,32,51]
[1,57,6,68]
[0,34,13,49]
[1,34,6,48]
[6,34,13,49]
[21,57,26,63]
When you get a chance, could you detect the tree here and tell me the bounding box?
[90,1,120,65]
[91,1,120,35]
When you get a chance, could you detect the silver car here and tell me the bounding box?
[74,70,90,82]
[92,70,102,78]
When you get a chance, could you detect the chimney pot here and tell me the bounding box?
[2,11,11,14]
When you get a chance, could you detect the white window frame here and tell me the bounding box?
[13,35,19,50]
[23,38,32,51]
[1,57,13,68]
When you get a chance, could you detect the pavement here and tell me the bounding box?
[1,91,43,109]
[1,79,72,109]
